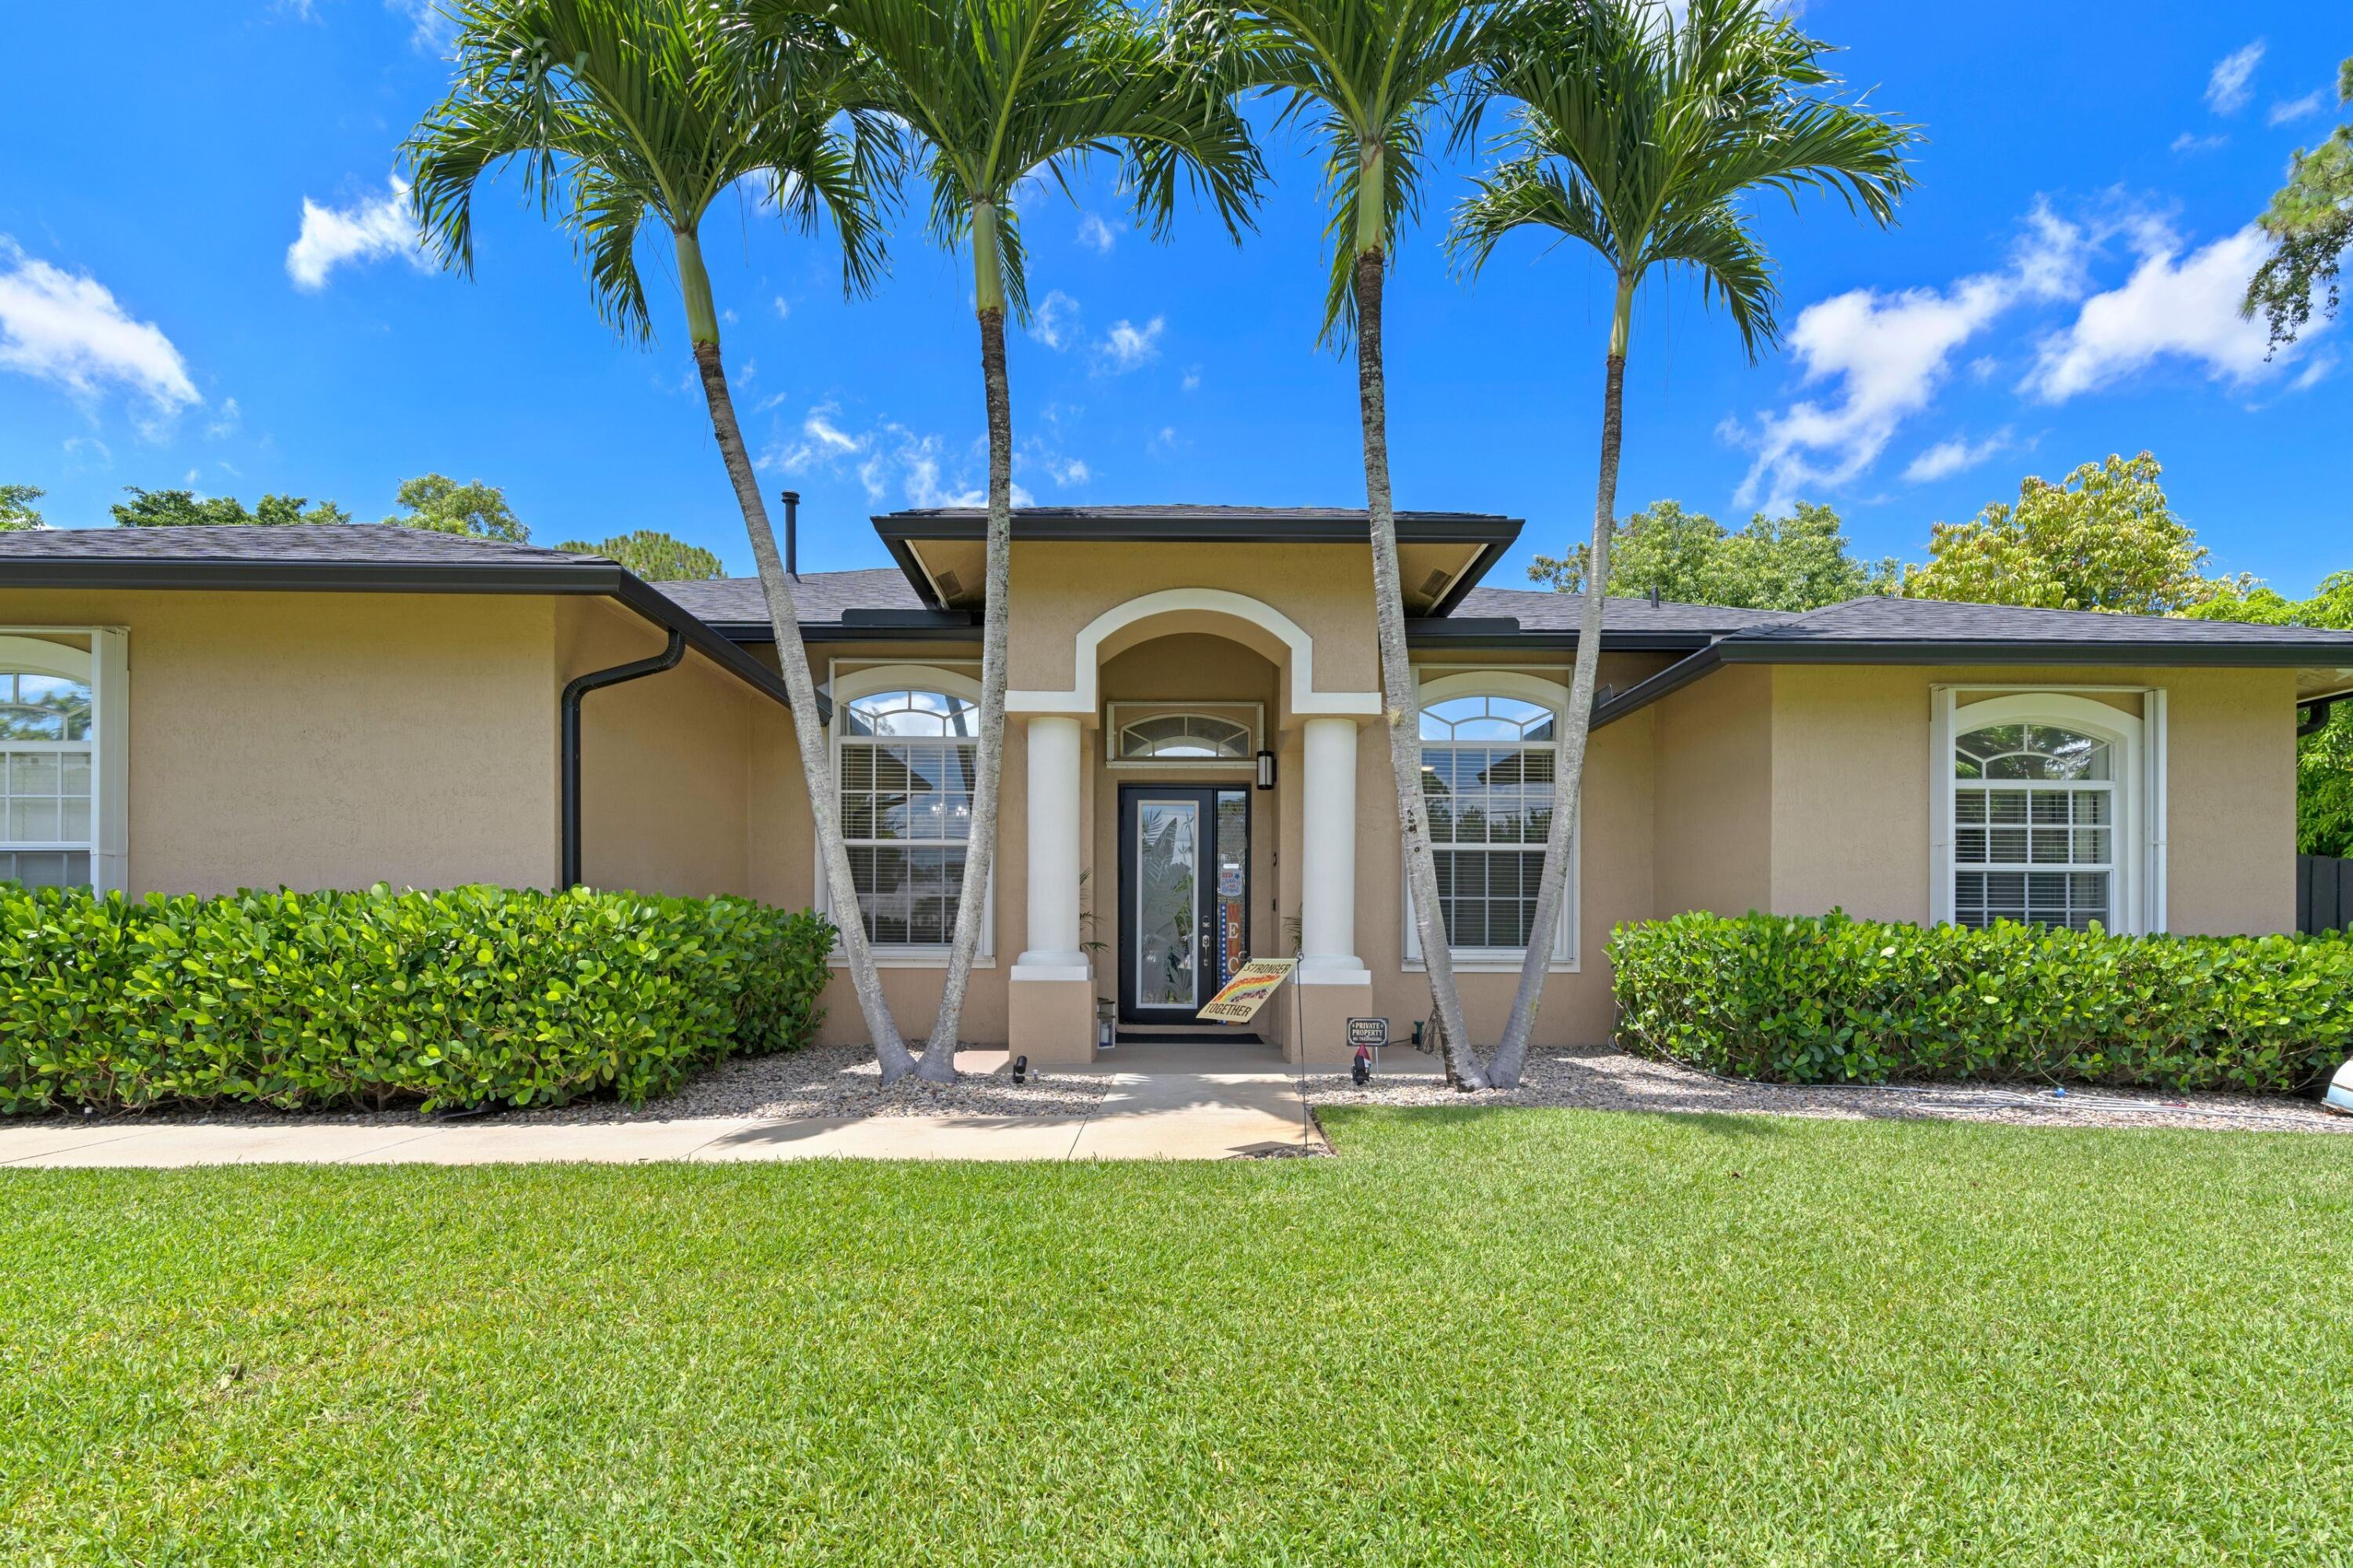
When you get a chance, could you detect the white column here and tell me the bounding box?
[1299,715,1367,975]
[1015,715,1088,973]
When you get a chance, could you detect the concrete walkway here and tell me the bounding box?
[0,1043,1317,1168]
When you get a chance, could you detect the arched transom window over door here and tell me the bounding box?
[1937,691,2158,936]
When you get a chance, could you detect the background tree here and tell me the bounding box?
[558,528,727,580]
[111,487,352,527]
[1529,497,1896,610]
[0,484,44,530]
[2244,56,2352,352]
[1191,0,1504,1087]
[2188,569,2353,858]
[1450,0,1912,1086]
[802,0,1261,1079]
[1900,453,2249,614]
[405,0,923,1079]
[384,474,531,541]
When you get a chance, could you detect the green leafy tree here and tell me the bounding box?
[404,0,922,1079]
[111,487,352,527]
[0,484,44,530]
[2188,570,2353,858]
[1187,0,1508,1088]
[1529,498,1897,610]
[384,474,530,542]
[1900,453,2249,615]
[793,0,1262,1079]
[1447,0,1913,1086]
[558,529,727,580]
[2244,56,2353,351]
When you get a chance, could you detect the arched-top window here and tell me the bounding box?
[1411,686,1572,962]
[0,641,100,891]
[835,680,981,951]
[1939,692,2154,936]
[1118,712,1252,760]
[842,689,975,738]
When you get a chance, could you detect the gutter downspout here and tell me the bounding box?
[561,628,686,888]
[2300,694,2342,738]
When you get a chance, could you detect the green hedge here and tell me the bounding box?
[0,883,832,1115]
[1610,911,2353,1095]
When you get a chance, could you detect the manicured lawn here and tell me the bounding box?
[5,1110,2351,1565]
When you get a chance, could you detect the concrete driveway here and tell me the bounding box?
[0,1042,1318,1168]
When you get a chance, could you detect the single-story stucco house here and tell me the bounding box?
[5,508,2351,1064]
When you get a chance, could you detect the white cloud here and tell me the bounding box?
[2290,351,2338,393]
[1180,365,1201,392]
[61,435,112,471]
[772,295,790,320]
[2028,225,2289,401]
[205,396,242,439]
[2170,131,2228,155]
[1902,429,2013,483]
[760,402,1036,508]
[1076,213,1117,255]
[287,176,424,289]
[387,0,455,50]
[0,239,201,415]
[1097,315,1164,373]
[2206,40,2264,115]
[1041,455,1090,486]
[1031,289,1080,351]
[2269,88,2329,126]
[1733,206,2087,510]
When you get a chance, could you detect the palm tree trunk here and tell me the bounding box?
[1351,155,1482,1091]
[675,230,915,1082]
[1490,274,1634,1088]
[918,196,1018,1081]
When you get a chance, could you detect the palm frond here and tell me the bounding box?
[402,0,889,340]
[1645,201,1777,360]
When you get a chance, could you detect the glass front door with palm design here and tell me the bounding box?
[1118,785,1249,1025]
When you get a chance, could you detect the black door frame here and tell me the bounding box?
[1116,784,1251,1025]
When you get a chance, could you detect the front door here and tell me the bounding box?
[1118,785,1250,1024]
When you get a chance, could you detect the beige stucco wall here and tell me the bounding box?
[0,588,562,894]
[1006,540,1381,702]
[561,598,755,900]
[1649,661,1773,920]
[1766,663,2298,936]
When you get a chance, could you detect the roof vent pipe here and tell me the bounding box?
[780,489,801,577]
[1648,585,1661,608]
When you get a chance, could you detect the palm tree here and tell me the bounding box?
[404,0,926,1082]
[1450,0,1913,1086]
[1182,0,1502,1087]
[766,0,1263,1079]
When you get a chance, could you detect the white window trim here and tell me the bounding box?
[816,664,995,967]
[0,628,127,895]
[1103,700,1264,772]
[1402,668,1580,973]
[1930,687,2166,936]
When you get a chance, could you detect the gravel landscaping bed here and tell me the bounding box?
[1307,1045,2353,1135]
[29,1045,1109,1129]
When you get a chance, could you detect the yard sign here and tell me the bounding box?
[1196,959,1297,1024]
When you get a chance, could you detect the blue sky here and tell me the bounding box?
[2,2,2347,593]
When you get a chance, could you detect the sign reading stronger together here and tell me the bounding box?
[1196,959,1298,1024]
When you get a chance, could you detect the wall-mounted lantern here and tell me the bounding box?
[1255,748,1277,791]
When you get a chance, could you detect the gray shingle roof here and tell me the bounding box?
[1731,595,2353,652]
[0,523,591,567]
[654,569,926,627]
[1455,584,1798,635]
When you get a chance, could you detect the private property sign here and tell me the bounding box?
[1195,959,1297,1024]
